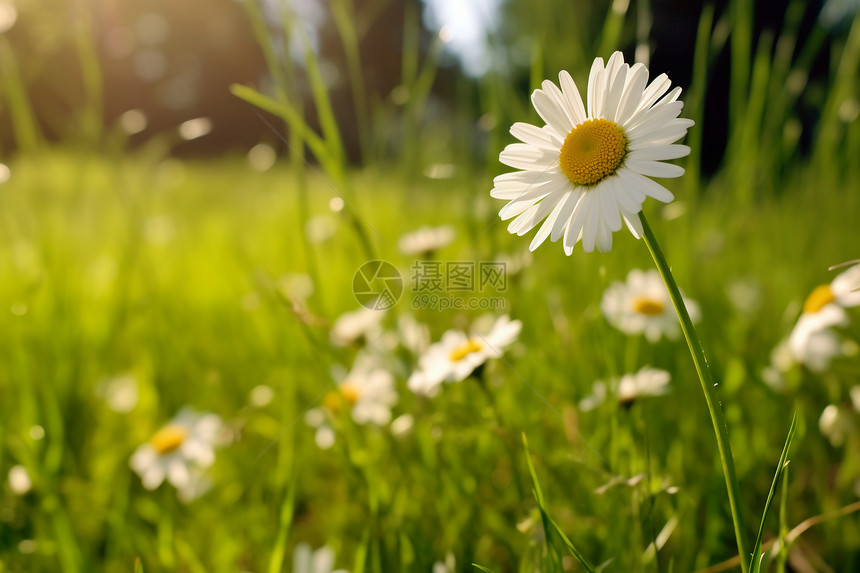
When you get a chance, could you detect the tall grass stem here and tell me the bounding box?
[638,211,749,573]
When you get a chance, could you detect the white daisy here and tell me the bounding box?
[618,366,672,403]
[304,409,337,450]
[8,465,32,495]
[601,269,700,342]
[761,339,796,391]
[390,414,415,438]
[800,264,860,317]
[398,225,455,255]
[96,373,139,413]
[819,404,852,447]
[786,265,860,371]
[330,307,385,346]
[492,51,692,254]
[305,356,398,448]
[788,306,849,372]
[580,366,671,411]
[408,314,522,397]
[398,314,431,356]
[432,553,456,573]
[851,386,860,412]
[292,543,349,573]
[129,408,222,494]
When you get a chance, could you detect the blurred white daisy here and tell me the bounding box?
[492,51,692,254]
[408,315,522,397]
[432,552,456,573]
[601,269,700,342]
[292,542,349,573]
[8,465,32,495]
[390,413,415,438]
[494,249,534,277]
[618,366,671,402]
[130,408,222,496]
[787,265,860,371]
[398,314,431,356]
[761,339,796,391]
[580,366,671,411]
[398,225,455,255]
[330,307,385,346]
[305,409,337,450]
[788,305,848,372]
[96,373,139,413]
[305,355,398,448]
[851,386,860,412]
[803,264,860,315]
[819,404,853,447]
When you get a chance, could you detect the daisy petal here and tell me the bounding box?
[625,158,685,179]
[532,88,574,134]
[551,188,582,242]
[507,192,560,235]
[616,63,649,124]
[596,218,613,253]
[626,101,684,136]
[499,143,556,169]
[558,70,587,125]
[582,196,600,252]
[541,79,577,132]
[599,183,622,232]
[529,190,574,251]
[587,57,605,118]
[628,144,690,161]
[603,62,629,122]
[510,122,561,148]
[617,167,676,202]
[623,211,644,239]
[496,183,555,216]
[563,193,590,253]
[628,119,694,148]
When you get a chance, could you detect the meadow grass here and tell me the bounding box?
[0,142,858,571]
[3,0,860,571]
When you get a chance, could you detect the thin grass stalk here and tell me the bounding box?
[814,13,860,173]
[638,211,749,573]
[267,475,297,573]
[729,0,753,133]
[331,0,371,162]
[597,0,629,58]
[684,3,713,210]
[72,0,103,146]
[734,32,773,203]
[0,38,42,152]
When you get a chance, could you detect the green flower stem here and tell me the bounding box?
[638,211,749,573]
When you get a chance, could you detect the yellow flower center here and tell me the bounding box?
[803,284,835,314]
[631,296,665,316]
[559,118,628,186]
[149,425,188,455]
[449,338,484,362]
[323,382,361,414]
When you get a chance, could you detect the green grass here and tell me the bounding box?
[3,0,860,571]
[0,144,859,571]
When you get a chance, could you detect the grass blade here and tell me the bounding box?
[267,474,298,573]
[750,411,798,573]
[229,84,333,173]
[522,433,596,573]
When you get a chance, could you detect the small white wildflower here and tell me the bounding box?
[602,269,700,342]
[8,465,32,495]
[408,315,522,397]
